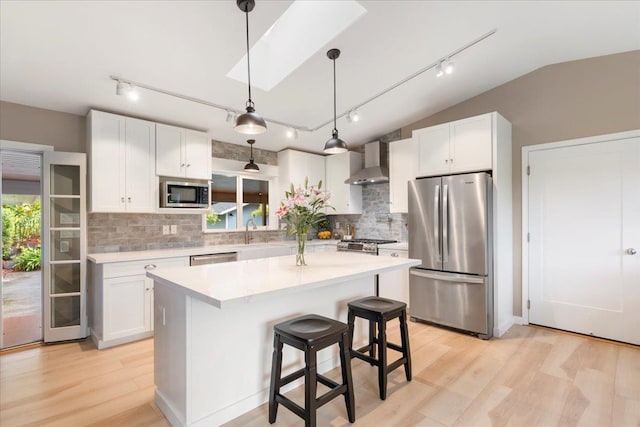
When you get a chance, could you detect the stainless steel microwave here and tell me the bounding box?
[160,180,210,208]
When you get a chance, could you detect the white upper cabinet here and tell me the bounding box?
[389,137,416,213]
[325,151,362,215]
[415,112,493,177]
[156,123,211,180]
[277,149,326,200]
[416,123,450,177]
[87,110,156,213]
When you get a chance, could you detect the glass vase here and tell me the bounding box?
[295,229,307,266]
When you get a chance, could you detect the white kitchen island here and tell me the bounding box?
[146,251,420,427]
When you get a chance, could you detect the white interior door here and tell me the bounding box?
[43,151,88,342]
[527,136,640,344]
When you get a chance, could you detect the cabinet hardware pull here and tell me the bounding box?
[144,264,157,270]
[391,252,398,257]
[181,163,185,167]
[121,197,125,203]
[127,197,132,202]
[186,164,191,167]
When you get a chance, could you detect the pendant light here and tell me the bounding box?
[235,0,267,135]
[244,139,260,172]
[323,48,348,154]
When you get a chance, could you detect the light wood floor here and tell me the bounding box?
[1,322,638,427]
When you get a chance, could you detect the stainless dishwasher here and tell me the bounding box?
[189,252,238,266]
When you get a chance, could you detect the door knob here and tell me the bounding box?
[627,248,637,255]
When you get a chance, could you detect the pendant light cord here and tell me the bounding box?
[245,7,253,106]
[332,57,337,134]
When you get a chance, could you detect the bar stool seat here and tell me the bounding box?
[269,314,355,427]
[348,296,411,400]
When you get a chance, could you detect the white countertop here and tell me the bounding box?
[88,239,340,263]
[147,251,420,309]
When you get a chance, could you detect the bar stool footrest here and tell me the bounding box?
[387,357,408,373]
[351,349,380,366]
[387,342,404,353]
[317,373,339,390]
[317,384,348,408]
[279,368,305,387]
[275,394,305,419]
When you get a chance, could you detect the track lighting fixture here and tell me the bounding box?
[323,48,348,154]
[435,58,454,77]
[110,29,495,136]
[346,110,360,123]
[115,80,139,101]
[234,0,267,135]
[286,127,298,139]
[243,139,260,172]
[444,58,454,75]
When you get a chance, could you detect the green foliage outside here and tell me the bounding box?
[14,246,41,271]
[2,201,42,270]
[3,201,41,247]
[250,205,268,218]
[206,212,220,226]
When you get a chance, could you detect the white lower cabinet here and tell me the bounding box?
[377,248,410,307]
[89,256,188,349]
[104,274,150,341]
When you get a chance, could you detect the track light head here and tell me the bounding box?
[116,80,139,101]
[444,58,454,75]
[286,128,298,139]
[116,81,127,95]
[127,86,139,102]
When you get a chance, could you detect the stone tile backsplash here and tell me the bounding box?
[328,183,408,242]
[88,213,286,254]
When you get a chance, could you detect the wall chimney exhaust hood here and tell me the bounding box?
[344,140,388,185]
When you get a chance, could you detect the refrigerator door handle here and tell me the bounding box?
[410,269,485,284]
[434,184,440,261]
[442,184,449,262]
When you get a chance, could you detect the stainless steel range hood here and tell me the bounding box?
[344,140,388,185]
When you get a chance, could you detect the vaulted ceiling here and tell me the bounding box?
[1,1,638,154]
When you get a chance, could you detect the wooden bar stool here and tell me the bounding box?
[347,296,411,400]
[268,314,356,427]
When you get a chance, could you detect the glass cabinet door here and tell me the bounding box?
[43,152,87,342]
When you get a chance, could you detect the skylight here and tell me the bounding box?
[227,0,367,92]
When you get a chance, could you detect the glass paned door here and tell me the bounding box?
[43,152,87,342]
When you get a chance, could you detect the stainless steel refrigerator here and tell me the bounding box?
[408,172,493,339]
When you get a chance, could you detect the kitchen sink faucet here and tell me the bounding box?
[245,218,257,244]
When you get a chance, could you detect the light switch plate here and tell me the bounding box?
[170,225,177,234]
[162,225,169,235]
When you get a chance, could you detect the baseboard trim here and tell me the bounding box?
[493,316,515,337]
